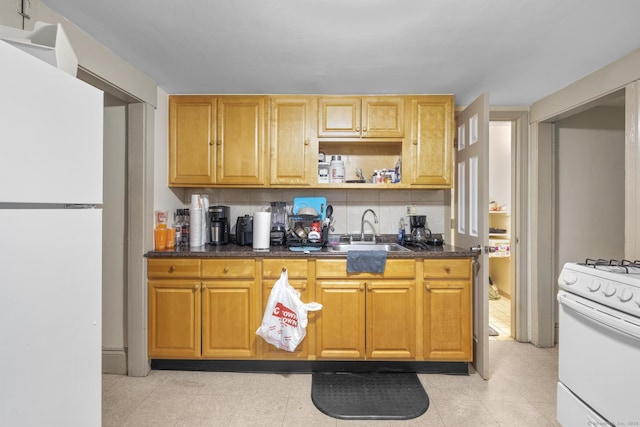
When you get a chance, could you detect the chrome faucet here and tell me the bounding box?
[360,209,379,243]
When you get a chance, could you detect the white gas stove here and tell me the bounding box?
[557,259,640,317]
[557,260,640,426]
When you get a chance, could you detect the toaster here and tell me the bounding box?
[235,215,253,246]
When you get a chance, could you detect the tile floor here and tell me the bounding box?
[103,339,560,426]
[489,296,512,340]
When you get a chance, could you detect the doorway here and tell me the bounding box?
[488,121,514,339]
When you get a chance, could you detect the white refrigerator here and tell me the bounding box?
[0,40,103,426]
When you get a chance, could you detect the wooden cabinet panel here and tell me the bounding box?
[201,280,258,358]
[318,97,361,137]
[217,96,267,185]
[318,96,405,138]
[410,95,454,186]
[362,97,405,138]
[366,281,416,359]
[169,96,216,186]
[316,280,365,359]
[148,280,201,358]
[423,258,473,361]
[147,258,201,279]
[262,258,308,279]
[316,259,415,279]
[423,259,471,280]
[201,259,256,279]
[269,97,316,185]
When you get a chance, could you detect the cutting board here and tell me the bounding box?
[293,197,327,219]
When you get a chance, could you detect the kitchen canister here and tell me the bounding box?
[329,155,345,183]
[252,211,271,251]
[318,161,330,183]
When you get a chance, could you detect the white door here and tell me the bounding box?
[455,93,490,379]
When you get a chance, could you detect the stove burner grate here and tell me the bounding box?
[580,258,640,274]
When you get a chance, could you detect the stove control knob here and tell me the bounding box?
[618,288,633,303]
[587,280,601,292]
[559,272,577,286]
[602,283,617,297]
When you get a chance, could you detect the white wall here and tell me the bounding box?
[153,87,183,219]
[489,121,511,211]
[102,98,127,373]
[555,106,625,268]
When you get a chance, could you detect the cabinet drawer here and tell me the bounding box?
[316,259,415,279]
[147,259,200,279]
[202,259,255,279]
[262,259,308,279]
[423,259,471,279]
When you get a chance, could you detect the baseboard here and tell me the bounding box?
[102,347,127,374]
[150,359,469,375]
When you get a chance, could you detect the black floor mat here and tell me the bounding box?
[311,372,429,420]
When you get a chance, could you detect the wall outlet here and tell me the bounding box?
[405,205,417,215]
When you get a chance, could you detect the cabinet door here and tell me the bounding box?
[217,96,267,185]
[424,280,472,361]
[270,97,317,185]
[318,97,361,137]
[201,280,258,358]
[410,95,454,186]
[362,96,405,138]
[148,280,201,358]
[169,96,216,186]
[366,281,416,359]
[316,280,365,359]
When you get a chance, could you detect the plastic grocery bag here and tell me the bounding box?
[256,268,322,352]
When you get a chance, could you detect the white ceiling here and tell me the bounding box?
[42,0,640,105]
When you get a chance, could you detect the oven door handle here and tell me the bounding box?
[558,292,640,340]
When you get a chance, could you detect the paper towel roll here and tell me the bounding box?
[200,194,210,246]
[252,211,271,251]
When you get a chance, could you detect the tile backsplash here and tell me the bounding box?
[184,188,448,236]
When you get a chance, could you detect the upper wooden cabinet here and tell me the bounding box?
[168,95,267,187]
[410,95,454,186]
[169,96,216,186]
[216,96,267,185]
[269,96,317,186]
[318,96,405,138]
[168,94,453,188]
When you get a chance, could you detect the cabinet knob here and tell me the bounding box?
[413,139,418,145]
[168,266,175,273]
[359,282,364,291]
[216,140,222,146]
[425,283,431,290]
[202,283,207,290]
[301,283,307,291]
[223,267,229,274]
[304,139,310,146]
[367,282,372,291]
[209,140,214,146]
[444,266,451,273]
[194,283,200,290]
[362,126,367,132]
[356,126,360,132]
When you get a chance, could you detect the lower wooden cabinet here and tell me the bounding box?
[260,259,314,359]
[147,259,201,358]
[315,259,416,360]
[147,256,472,362]
[423,259,473,361]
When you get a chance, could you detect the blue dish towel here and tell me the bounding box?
[346,251,387,274]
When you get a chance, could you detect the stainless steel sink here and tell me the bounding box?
[328,243,411,252]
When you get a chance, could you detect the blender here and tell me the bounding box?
[269,202,287,246]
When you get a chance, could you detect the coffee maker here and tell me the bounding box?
[209,205,230,245]
[409,215,429,243]
[269,202,287,246]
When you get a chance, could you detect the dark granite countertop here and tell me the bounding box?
[145,235,477,259]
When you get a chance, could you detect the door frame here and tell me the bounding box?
[490,110,530,342]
